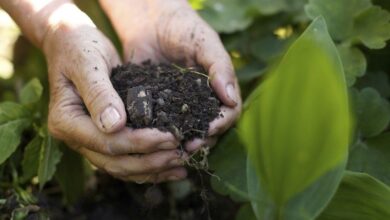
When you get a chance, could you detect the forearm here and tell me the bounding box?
[0,0,94,48]
[98,0,189,44]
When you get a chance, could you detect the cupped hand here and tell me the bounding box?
[42,5,187,183]
[100,0,242,152]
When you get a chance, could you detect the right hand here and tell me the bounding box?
[43,5,187,183]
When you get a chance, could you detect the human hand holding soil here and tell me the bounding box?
[0,0,241,184]
[0,0,188,183]
[99,0,242,152]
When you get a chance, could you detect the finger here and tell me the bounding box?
[48,79,179,155]
[67,37,125,133]
[185,137,218,153]
[79,147,188,177]
[122,167,188,184]
[208,105,241,136]
[193,24,241,107]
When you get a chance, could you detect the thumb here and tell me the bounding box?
[194,26,240,107]
[70,52,125,133]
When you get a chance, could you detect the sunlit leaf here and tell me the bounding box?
[348,132,390,185]
[247,158,347,220]
[240,17,351,204]
[317,171,390,220]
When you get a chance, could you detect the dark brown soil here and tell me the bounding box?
[111,61,221,142]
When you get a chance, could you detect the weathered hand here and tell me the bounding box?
[43,4,187,183]
[100,0,242,152]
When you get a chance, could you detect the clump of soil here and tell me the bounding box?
[111,61,221,142]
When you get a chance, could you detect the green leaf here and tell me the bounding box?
[353,87,390,138]
[305,0,371,40]
[56,146,86,204]
[21,136,43,183]
[247,158,347,220]
[209,129,249,202]
[0,102,31,165]
[19,78,43,105]
[348,132,390,185]
[189,0,206,10]
[38,134,63,189]
[337,46,367,86]
[356,72,390,98]
[0,102,30,123]
[239,17,351,204]
[353,6,390,49]
[236,203,256,220]
[198,0,254,33]
[317,171,390,220]
[252,0,307,15]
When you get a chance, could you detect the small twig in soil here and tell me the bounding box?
[182,128,206,135]
[172,63,211,87]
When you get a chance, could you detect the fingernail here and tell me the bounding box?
[226,83,238,105]
[158,141,177,150]
[100,106,121,129]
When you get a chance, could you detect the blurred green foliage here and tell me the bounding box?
[0,0,389,219]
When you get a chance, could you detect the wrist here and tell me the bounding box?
[41,3,96,55]
[99,0,190,44]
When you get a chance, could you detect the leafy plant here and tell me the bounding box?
[0,0,389,219]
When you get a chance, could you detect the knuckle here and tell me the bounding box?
[84,83,110,109]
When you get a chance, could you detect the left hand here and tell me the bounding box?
[99,0,242,152]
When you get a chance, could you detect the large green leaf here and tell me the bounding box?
[19,78,43,105]
[21,135,43,182]
[317,171,390,220]
[353,87,390,138]
[0,102,30,165]
[38,133,63,189]
[236,203,257,220]
[247,158,347,220]
[348,132,390,185]
[239,17,351,205]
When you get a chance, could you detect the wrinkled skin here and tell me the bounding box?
[100,0,242,152]
[11,0,242,183]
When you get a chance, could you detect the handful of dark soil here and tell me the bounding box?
[111,61,221,142]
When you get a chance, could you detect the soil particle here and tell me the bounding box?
[111,61,221,142]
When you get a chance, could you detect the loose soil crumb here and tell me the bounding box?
[111,61,221,142]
